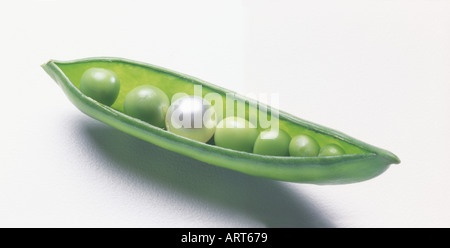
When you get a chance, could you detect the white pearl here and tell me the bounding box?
[165,96,216,143]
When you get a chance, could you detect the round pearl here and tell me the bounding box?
[165,96,216,143]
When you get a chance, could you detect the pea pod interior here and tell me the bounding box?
[42,57,400,184]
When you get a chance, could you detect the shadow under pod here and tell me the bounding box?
[77,118,335,227]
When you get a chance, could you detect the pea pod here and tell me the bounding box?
[42,57,400,184]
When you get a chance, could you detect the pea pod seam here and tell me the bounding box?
[42,57,400,185]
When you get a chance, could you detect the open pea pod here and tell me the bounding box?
[42,57,400,185]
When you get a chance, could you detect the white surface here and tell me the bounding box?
[1,0,449,227]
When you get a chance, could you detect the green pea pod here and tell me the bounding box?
[42,57,400,185]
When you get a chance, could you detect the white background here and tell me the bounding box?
[1,0,449,227]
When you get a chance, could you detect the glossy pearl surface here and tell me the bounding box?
[165,96,216,143]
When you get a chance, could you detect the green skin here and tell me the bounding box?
[319,144,345,157]
[214,117,259,153]
[42,57,400,185]
[253,129,291,156]
[124,85,169,128]
[289,134,320,157]
[80,68,120,106]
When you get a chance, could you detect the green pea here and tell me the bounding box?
[253,129,291,156]
[289,134,320,157]
[80,68,120,106]
[124,85,170,128]
[214,117,259,153]
[318,144,345,157]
